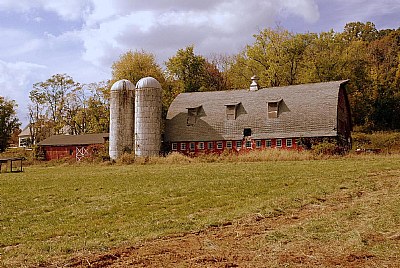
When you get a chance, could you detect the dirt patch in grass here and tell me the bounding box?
[58,181,400,268]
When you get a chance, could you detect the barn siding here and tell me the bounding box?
[42,144,102,161]
[43,146,77,160]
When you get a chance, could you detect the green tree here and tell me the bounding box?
[28,88,48,144]
[165,45,207,93]
[225,51,257,89]
[224,22,400,131]
[84,81,111,133]
[341,21,378,42]
[0,97,21,152]
[111,50,165,85]
[367,30,400,130]
[31,74,80,135]
[341,40,372,127]
[302,30,346,82]
[164,45,228,111]
[227,28,314,88]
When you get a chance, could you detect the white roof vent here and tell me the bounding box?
[249,75,259,91]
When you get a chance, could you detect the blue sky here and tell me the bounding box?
[1,0,400,126]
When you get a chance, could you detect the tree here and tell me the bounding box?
[341,40,372,127]
[366,30,400,130]
[165,45,207,93]
[223,22,400,131]
[226,28,314,88]
[202,61,229,91]
[0,97,21,152]
[246,27,293,87]
[302,30,346,82]
[341,21,378,42]
[31,74,80,135]
[111,50,165,85]
[164,45,229,112]
[28,88,48,145]
[84,81,111,133]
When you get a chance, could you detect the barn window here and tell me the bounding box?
[226,141,232,149]
[267,99,281,119]
[236,141,242,149]
[198,142,204,150]
[225,103,240,120]
[217,141,223,150]
[286,138,293,147]
[276,139,282,147]
[186,106,202,126]
[180,143,186,150]
[69,149,73,155]
[190,142,195,151]
[256,140,262,148]
[245,140,252,148]
[243,128,252,137]
[266,139,272,147]
[208,142,213,150]
[172,143,177,150]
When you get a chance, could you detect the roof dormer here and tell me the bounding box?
[267,99,282,118]
[186,106,202,126]
[225,102,241,120]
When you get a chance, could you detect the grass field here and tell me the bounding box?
[0,154,399,267]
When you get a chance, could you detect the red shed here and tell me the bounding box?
[37,133,109,161]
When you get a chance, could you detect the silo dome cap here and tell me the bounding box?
[111,79,135,91]
[136,77,161,89]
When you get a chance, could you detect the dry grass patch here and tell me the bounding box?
[0,154,399,267]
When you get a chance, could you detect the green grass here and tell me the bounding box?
[1,154,400,266]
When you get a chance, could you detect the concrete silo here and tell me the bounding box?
[135,77,162,157]
[109,79,135,160]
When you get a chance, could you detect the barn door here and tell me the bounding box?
[76,146,89,161]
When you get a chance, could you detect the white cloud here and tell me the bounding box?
[283,0,320,23]
[78,0,321,67]
[0,28,44,59]
[0,0,92,21]
[0,60,47,124]
[41,0,92,21]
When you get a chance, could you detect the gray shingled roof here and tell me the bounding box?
[38,133,109,146]
[165,80,349,142]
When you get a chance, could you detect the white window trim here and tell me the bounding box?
[198,142,204,150]
[236,141,242,149]
[286,138,293,148]
[276,139,282,147]
[266,139,272,147]
[190,142,195,151]
[180,143,186,150]
[226,141,232,149]
[172,143,177,150]
[246,140,252,148]
[256,140,262,148]
[208,142,213,150]
[217,141,223,150]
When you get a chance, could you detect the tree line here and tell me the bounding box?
[2,21,399,149]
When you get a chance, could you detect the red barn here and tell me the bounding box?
[164,80,352,155]
[37,133,109,161]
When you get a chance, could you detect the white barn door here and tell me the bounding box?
[76,147,89,161]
